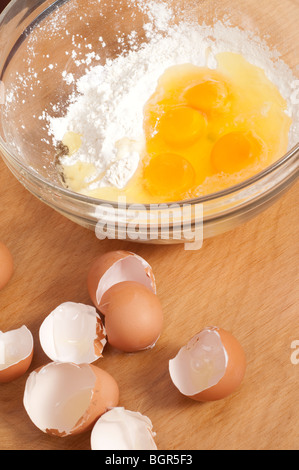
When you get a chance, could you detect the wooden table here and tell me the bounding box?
[0,154,298,450]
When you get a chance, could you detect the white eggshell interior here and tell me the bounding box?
[96,254,156,305]
[39,302,106,364]
[24,362,96,435]
[91,407,157,450]
[0,326,33,370]
[169,328,228,396]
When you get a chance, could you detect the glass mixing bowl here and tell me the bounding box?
[0,0,298,244]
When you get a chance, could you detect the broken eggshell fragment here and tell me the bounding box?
[169,327,246,402]
[90,407,157,450]
[87,250,156,310]
[39,302,107,364]
[23,362,119,437]
[0,325,34,383]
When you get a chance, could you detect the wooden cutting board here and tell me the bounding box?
[0,155,298,450]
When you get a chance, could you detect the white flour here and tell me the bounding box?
[47,0,298,191]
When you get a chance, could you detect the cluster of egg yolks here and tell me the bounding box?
[59,54,291,204]
[142,65,264,201]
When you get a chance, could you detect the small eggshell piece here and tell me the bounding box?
[91,407,157,450]
[169,327,246,401]
[99,281,163,353]
[39,302,107,364]
[0,242,14,290]
[87,251,156,310]
[0,326,34,383]
[23,362,119,437]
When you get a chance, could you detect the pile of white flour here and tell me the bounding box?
[48,0,298,191]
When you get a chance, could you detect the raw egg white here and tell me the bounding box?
[0,326,34,383]
[23,362,119,437]
[169,327,246,401]
[99,281,163,353]
[0,242,14,290]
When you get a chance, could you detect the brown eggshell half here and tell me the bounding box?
[71,365,120,436]
[99,281,163,353]
[0,326,34,384]
[192,328,246,401]
[39,302,107,364]
[23,362,119,437]
[87,251,156,310]
[169,327,246,402]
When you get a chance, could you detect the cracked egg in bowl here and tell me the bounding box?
[0,0,298,242]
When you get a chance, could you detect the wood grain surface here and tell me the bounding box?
[0,155,298,450]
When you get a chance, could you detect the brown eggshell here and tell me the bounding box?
[0,350,34,384]
[0,326,34,384]
[23,362,119,437]
[0,242,14,290]
[99,281,163,353]
[71,365,120,436]
[87,251,156,310]
[191,328,246,402]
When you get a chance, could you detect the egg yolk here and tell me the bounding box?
[144,153,196,198]
[59,53,292,204]
[211,131,258,174]
[185,79,229,113]
[158,106,206,147]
